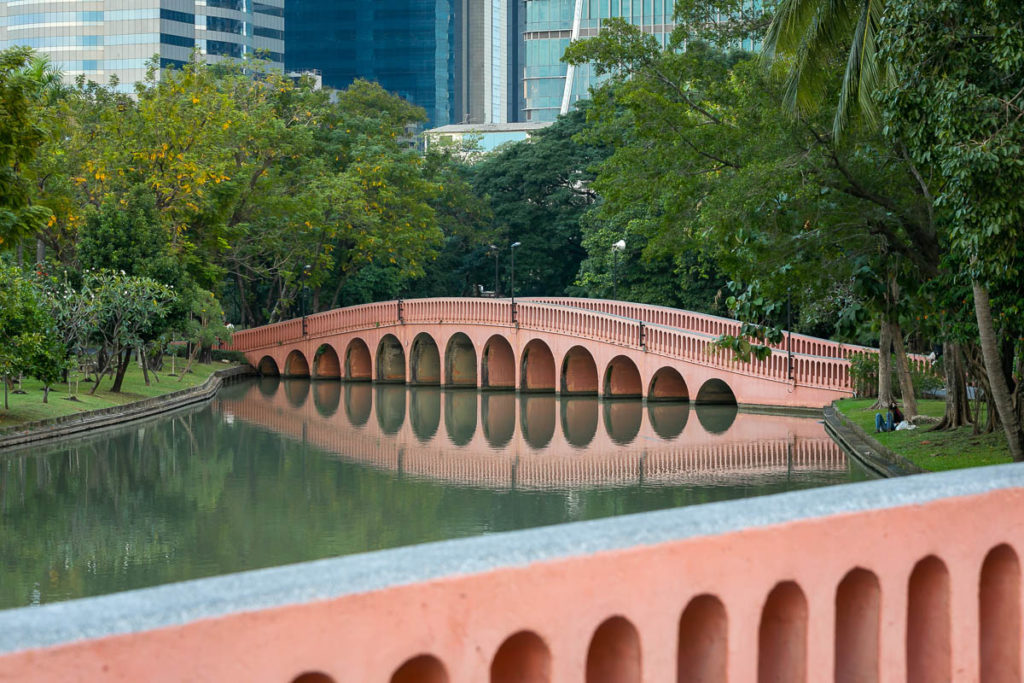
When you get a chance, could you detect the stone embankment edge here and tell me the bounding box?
[0,365,255,453]
[823,402,923,477]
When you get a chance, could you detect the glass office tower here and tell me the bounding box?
[0,0,284,92]
[286,0,457,127]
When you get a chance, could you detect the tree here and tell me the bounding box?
[0,48,53,251]
[880,0,1024,459]
[0,265,50,408]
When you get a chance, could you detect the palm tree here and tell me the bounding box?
[762,0,889,138]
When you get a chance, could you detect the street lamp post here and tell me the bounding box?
[301,264,312,336]
[611,239,626,300]
[510,241,522,323]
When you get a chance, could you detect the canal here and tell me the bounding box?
[0,378,875,609]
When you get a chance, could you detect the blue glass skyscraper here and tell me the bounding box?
[286,0,458,127]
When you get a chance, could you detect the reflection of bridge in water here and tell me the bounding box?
[217,380,851,490]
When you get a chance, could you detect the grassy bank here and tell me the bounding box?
[0,362,230,429]
[835,398,1012,472]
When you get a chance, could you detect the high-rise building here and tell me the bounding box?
[521,0,675,122]
[0,0,284,93]
[286,0,457,127]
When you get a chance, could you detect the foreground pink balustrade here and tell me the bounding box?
[225,297,908,409]
[0,465,1020,682]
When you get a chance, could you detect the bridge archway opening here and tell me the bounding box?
[758,581,808,683]
[445,333,477,387]
[491,631,551,683]
[482,335,515,390]
[604,356,643,398]
[604,401,642,445]
[648,367,689,402]
[344,383,372,427]
[391,654,448,683]
[482,393,515,449]
[313,381,341,418]
[521,339,556,392]
[284,350,310,378]
[411,333,441,385]
[312,344,341,380]
[345,338,372,381]
[835,568,880,683]
[376,334,406,383]
[562,346,598,395]
[677,594,727,683]
[980,544,1021,682]
[520,395,555,449]
[562,397,598,448]
[375,385,406,435]
[445,391,478,446]
[648,402,689,440]
[410,387,440,443]
[695,378,736,405]
[283,378,310,408]
[907,555,951,683]
[586,616,642,683]
[256,355,279,377]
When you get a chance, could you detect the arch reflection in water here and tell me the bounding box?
[482,393,515,449]
[283,378,311,409]
[410,387,441,442]
[344,383,372,427]
[445,390,478,446]
[313,381,341,418]
[562,397,599,448]
[648,402,689,440]
[696,404,738,434]
[603,400,642,446]
[376,385,406,435]
[520,394,556,449]
[257,375,280,397]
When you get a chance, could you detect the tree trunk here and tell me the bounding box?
[235,271,253,328]
[42,385,49,403]
[891,320,918,416]
[972,280,1024,461]
[312,285,321,314]
[35,238,44,265]
[110,348,132,393]
[139,345,150,386]
[3,374,7,410]
[932,342,972,430]
[872,319,896,409]
[200,345,213,364]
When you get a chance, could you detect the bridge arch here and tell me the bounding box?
[562,346,598,395]
[695,378,737,405]
[411,333,441,386]
[283,349,310,378]
[312,344,341,380]
[521,339,555,392]
[345,338,372,381]
[256,355,279,377]
[445,333,477,387]
[491,631,551,683]
[391,654,447,683]
[410,387,440,443]
[481,335,515,390]
[376,335,406,383]
[587,616,642,683]
[648,367,689,402]
[604,356,642,398]
[563,397,598,448]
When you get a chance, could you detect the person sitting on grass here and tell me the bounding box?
[875,401,905,433]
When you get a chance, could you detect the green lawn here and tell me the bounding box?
[0,361,230,430]
[835,398,1012,472]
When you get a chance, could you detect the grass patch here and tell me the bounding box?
[0,361,232,430]
[835,398,1012,472]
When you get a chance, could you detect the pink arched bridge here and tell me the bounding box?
[227,297,881,409]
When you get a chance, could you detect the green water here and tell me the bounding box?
[0,379,873,609]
